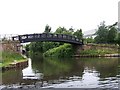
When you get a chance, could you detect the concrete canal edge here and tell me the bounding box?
[2,59,28,71]
[73,54,120,57]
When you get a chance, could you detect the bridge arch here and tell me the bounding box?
[12,33,83,45]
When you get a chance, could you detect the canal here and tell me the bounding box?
[1,57,120,89]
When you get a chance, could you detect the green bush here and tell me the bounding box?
[27,42,60,54]
[43,44,74,57]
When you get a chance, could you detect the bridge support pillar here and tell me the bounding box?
[72,45,84,54]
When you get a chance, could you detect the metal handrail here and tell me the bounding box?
[12,33,83,45]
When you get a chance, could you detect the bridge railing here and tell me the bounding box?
[12,33,83,44]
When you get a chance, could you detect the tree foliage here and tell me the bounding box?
[73,29,83,39]
[117,33,120,46]
[85,37,94,43]
[29,42,60,53]
[95,21,109,43]
[44,24,51,33]
[107,26,117,43]
[94,21,118,44]
[68,26,74,34]
[54,27,73,35]
[29,42,43,53]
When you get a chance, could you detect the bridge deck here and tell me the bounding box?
[12,33,83,45]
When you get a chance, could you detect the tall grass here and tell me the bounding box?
[1,51,25,67]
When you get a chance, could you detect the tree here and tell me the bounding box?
[94,21,109,43]
[107,26,117,43]
[25,44,30,51]
[54,27,66,34]
[42,42,60,52]
[44,24,51,33]
[55,27,73,35]
[85,37,94,43]
[29,42,43,53]
[117,33,120,46]
[73,29,83,39]
[68,26,74,34]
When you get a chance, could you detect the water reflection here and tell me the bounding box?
[32,57,84,80]
[1,57,119,88]
[81,67,100,88]
[44,68,100,88]
[22,58,43,80]
[2,69,23,84]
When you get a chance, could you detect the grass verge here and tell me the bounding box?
[0,51,27,67]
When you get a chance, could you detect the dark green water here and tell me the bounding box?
[1,57,120,88]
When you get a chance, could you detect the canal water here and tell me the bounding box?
[1,57,120,89]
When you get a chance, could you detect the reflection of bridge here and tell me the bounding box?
[12,33,83,45]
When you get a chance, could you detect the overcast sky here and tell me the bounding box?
[0,0,119,35]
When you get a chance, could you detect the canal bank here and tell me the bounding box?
[1,51,28,71]
[2,60,28,71]
[73,54,120,57]
[0,40,28,71]
[73,44,120,57]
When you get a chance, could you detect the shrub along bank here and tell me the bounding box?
[43,44,74,57]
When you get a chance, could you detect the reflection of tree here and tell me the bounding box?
[80,58,118,78]
[95,58,118,78]
[32,57,118,82]
[32,57,84,80]
[30,52,43,60]
[43,58,72,76]
[31,56,44,73]
[2,69,23,84]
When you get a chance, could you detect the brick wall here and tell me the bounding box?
[1,40,21,53]
[83,44,118,51]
